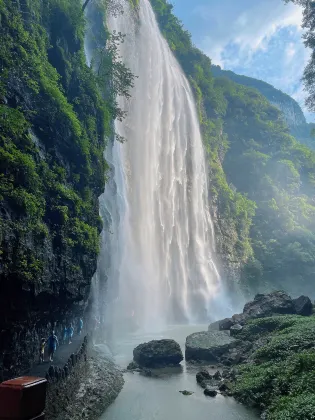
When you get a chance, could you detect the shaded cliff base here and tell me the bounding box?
[45,342,124,420]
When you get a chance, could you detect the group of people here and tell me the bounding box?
[39,318,83,363]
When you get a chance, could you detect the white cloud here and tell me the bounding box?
[193,0,303,68]
[285,42,296,63]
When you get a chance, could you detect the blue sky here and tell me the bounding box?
[172,0,313,122]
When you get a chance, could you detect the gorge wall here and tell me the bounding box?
[0,0,111,380]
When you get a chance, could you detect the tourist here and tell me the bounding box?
[67,324,74,344]
[62,326,68,344]
[39,338,46,363]
[47,331,59,362]
[78,318,83,336]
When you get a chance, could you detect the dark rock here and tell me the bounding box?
[213,370,222,380]
[293,295,313,316]
[218,382,228,392]
[196,370,212,385]
[243,291,295,319]
[133,339,183,368]
[179,390,194,396]
[230,324,243,336]
[64,365,69,377]
[185,331,239,362]
[48,365,55,378]
[232,313,247,326]
[219,318,234,331]
[204,387,218,397]
[127,361,139,371]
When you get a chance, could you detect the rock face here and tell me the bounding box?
[219,318,234,331]
[0,0,109,381]
[133,339,183,368]
[242,291,296,319]
[293,296,313,316]
[185,331,238,362]
[230,324,243,337]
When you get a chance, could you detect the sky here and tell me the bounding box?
[172,0,314,122]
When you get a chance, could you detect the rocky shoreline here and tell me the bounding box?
[126,291,315,420]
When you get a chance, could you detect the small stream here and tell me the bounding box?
[99,325,259,420]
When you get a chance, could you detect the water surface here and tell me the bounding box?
[100,325,259,420]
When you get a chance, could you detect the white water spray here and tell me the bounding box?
[96,0,226,336]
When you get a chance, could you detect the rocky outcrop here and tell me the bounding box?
[208,291,298,335]
[242,291,296,319]
[0,0,110,381]
[185,331,239,362]
[46,346,124,420]
[133,339,183,368]
[293,295,313,316]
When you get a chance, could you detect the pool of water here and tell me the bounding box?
[99,325,259,420]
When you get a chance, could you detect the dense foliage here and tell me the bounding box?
[233,315,315,419]
[0,0,131,291]
[150,0,315,296]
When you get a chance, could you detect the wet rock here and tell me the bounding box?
[185,331,239,362]
[243,291,295,319]
[219,318,234,331]
[127,361,139,371]
[293,295,313,316]
[213,370,221,380]
[204,387,218,397]
[179,390,194,396]
[196,370,212,387]
[230,324,243,337]
[133,339,183,368]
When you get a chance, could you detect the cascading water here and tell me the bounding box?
[96,0,227,338]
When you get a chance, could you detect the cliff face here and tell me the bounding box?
[211,65,315,150]
[0,0,110,380]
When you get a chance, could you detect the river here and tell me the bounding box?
[99,325,259,420]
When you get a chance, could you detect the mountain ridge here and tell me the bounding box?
[211,64,315,149]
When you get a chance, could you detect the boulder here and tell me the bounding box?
[208,320,221,331]
[179,390,194,396]
[242,291,295,319]
[204,387,218,397]
[213,370,221,380]
[232,313,247,326]
[219,318,234,331]
[196,370,212,385]
[293,295,313,316]
[230,324,243,337]
[133,339,183,368]
[127,361,139,371]
[185,331,239,362]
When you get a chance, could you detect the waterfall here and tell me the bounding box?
[96,0,226,337]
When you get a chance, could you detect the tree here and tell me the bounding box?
[284,0,315,111]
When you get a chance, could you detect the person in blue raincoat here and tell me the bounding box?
[47,331,59,362]
[62,326,68,344]
[78,318,83,336]
[67,324,74,344]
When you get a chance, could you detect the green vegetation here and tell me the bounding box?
[0,0,131,286]
[211,64,315,150]
[233,316,315,419]
[150,0,315,295]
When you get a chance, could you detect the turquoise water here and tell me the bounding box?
[100,325,259,420]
